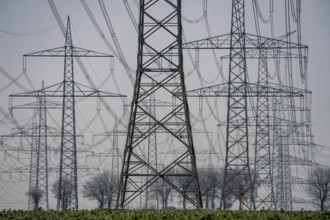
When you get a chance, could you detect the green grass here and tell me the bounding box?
[1,209,330,220]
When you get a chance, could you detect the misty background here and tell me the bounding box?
[0,0,330,210]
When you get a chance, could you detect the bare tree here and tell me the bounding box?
[82,175,106,209]
[305,167,330,211]
[103,172,119,208]
[149,172,176,209]
[82,171,118,209]
[199,168,222,209]
[26,186,44,210]
[51,179,73,210]
[156,179,173,209]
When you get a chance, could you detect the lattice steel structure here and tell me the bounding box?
[3,82,62,210]
[116,0,202,208]
[181,0,308,210]
[31,82,48,210]
[29,114,41,210]
[272,97,293,210]
[252,20,274,210]
[145,94,158,209]
[111,118,120,178]
[220,0,253,210]
[16,17,125,210]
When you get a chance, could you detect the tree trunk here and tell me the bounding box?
[108,195,112,209]
[164,198,168,208]
[321,199,325,211]
[98,200,104,209]
[211,195,215,209]
[205,193,209,208]
[219,197,223,210]
[183,191,186,209]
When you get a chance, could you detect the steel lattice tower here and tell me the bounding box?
[17,17,123,210]
[32,82,49,210]
[6,82,54,210]
[5,83,63,210]
[272,97,293,210]
[180,0,308,210]
[253,35,274,209]
[28,113,40,209]
[111,117,120,178]
[110,117,120,208]
[1,112,47,211]
[145,93,158,209]
[58,18,78,210]
[221,0,254,209]
[116,0,202,208]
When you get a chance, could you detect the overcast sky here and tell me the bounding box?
[0,0,330,210]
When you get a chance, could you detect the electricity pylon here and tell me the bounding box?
[116,0,202,208]
[272,96,293,210]
[29,82,49,210]
[221,0,252,209]
[2,83,61,210]
[182,0,308,209]
[13,16,125,210]
[252,8,274,209]
[145,94,158,209]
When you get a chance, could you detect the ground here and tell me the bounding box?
[1,209,330,220]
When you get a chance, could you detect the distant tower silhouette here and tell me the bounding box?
[31,81,49,210]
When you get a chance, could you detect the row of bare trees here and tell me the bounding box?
[80,168,224,209]
[24,168,256,210]
[26,166,330,210]
[199,168,222,209]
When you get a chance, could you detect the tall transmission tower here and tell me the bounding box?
[27,113,43,210]
[2,108,58,210]
[29,82,49,210]
[272,96,293,210]
[221,0,253,209]
[116,0,202,208]
[58,18,79,210]
[252,0,274,209]
[2,82,63,210]
[181,0,308,209]
[13,17,125,210]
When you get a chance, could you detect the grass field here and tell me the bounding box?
[1,209,330,220]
